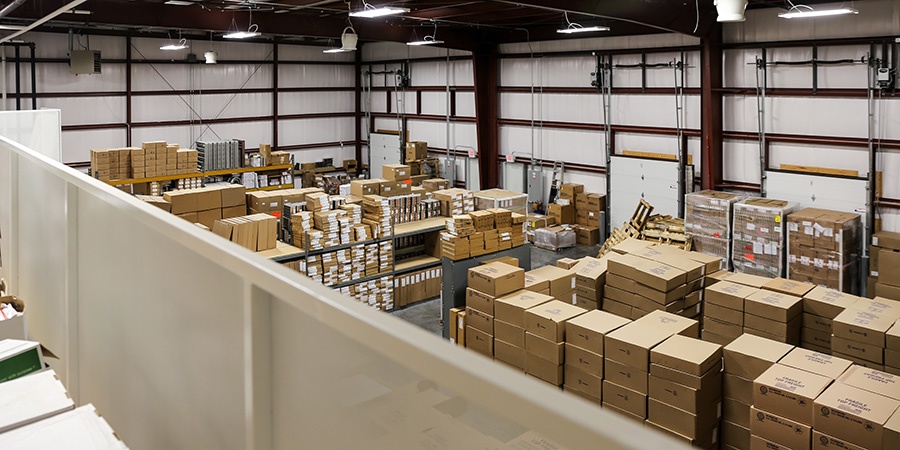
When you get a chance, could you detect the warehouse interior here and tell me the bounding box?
[1,0,900,449]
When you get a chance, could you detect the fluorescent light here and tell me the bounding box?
[556,25,609,34]
[349,6,409,18]
[223,30,260,39]
[323,48,350,53]
[778,7,858,19]
[164,0,193,5]
[160,44,188,50]
[407,38,443,46]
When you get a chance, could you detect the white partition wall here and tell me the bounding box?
[0,120,687,450]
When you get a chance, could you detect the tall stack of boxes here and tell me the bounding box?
[732,198,797,278]
[703,281,758,346]
[831,297,900,369]
[493,290,555,370]
[524,300,587,386]
[814,365,900,450]
[750,348,847,450]
[563,311,631,404]
[605,252,688,320]
[685,190,745,269]
[787,208,861,294]
[646,335,723,449]
[465,262,526,359]
[524,265,577,306]
[742,288,803,345]
[720,334,794,450]
[888,322,900,375]
[869,231,900,300]
[433,188,475,216]
[163,184,246,228]
[570,256,610,311]
[801,286,860,354]
[601,311,699,422]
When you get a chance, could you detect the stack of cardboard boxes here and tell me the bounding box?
[787,207,861,294]
[732,198,797,278]
[465,262,527,359]
[720,334,794,450]
[869,230,900,300]
[360,195,393,238]
[703,281,758,346]
[570,256,610,311]
[831,297,900,370]
[404,141,441,186]
[801,286,860,354]
[814,365,900,450]
[563,310,631,404]
[645,335,723,449]
[888,322,900,375]
[438,209,526,261]
[548,184,578,226]
[433,188,475,216]
[474,189,529,216]
[601,311,699,422]
[524,265,577,305]
[163,184,246,228]
[742,288,804,345]
[605,253,688,320]
[685,190,745,269]
[422,178,450,192]
[492,290,555,370]
[211,213,278,252]
[524,300,588,386]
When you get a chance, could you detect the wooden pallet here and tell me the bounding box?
[598,199,654,256]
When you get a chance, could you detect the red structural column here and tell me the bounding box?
[701,26,724,191]
[473,46,499,189]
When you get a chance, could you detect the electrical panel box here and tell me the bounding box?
[70,50,101,75]
[526,167,543,207]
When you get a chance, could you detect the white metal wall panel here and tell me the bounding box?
[132,93,271,122]
[410,60,474,87]
[368,132,402,179]
[28,32,126,59]
[456,91,476,117]
[278,117,355,145]
[500,92,603,123]
[369,91,388,113]
[129,38,270,62]
[7,63,127,93]
[372,117,398,132]
[407,119,477,151]
[612,94,701,130]
[419,91,449,116]
[765,171,867,215]
[768,142,868,176]
[616,133,679,155]
[723,140,762,184]
[722,96,872,138]
[279,44,355,63]
[498,33,700,55]
[609,156,680,228]
[278,64,354,88]
[200,121,273,147]
[129,95,195,123]
[62,129,128,163]
[500,56,596,87]
[278,91,354,115]
[38,96,126,126]
[132,125,196,148]
[498,125,606,167]
[362,41,470,61]
[389,91,418,115]
[132,64,272,91]
[286,146,355,167]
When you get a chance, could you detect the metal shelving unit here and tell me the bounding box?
[104,164,294,187]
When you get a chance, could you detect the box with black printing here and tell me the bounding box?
[803,286,860,319]
[605,358,648,394]
[467,262,525,297]
[565,343,603,377]
[647,398,721,441]
[524,332,564,365]
[565,310,630,356]
[523,300,586,343]
[605,320,678,370]
[753,363,833,425]
[564,364,601,400]
[832,307,898,347]
[745,290,803,322]
[465,326,493,357]
[494,290,554,328]
[706,281,759,311]
[814,382,900,450]
[723,334,794,380]
[837,365,900,401]
[778,347,852,380]
[749,406,811,450]
[602,380,647,418]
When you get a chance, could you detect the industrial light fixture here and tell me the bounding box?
[778,4,858,19]
[223,9,260,39]
[556,12,609,34]
[323,25,358,53]
[349,1,409,18]
[161,32,188,51]
[714,0,748,22]
[204,51,217,63]
[408,21,443,46]
[163,0,193,5]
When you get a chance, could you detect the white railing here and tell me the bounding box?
[0,110,685,449]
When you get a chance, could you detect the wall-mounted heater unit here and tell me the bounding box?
[70,50,101,75]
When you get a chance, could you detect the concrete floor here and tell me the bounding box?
[391,244,600,335]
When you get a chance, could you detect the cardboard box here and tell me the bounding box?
[494,339,525,370]
[722,420,751,450]
[575,226,600,246]
[494,290,554,328]
[525,353,563,385]
[764,278,815,297]
[724,396,752,428]
[605,358,649,393]
[745,290,803,322]
[524,300,587,342]
[723,334,794,380]
[802,313,833,333]
[849,297,900,319]
[889,322,900,350]
[547,203,575,225]
[635,310,700,339]
[704,317,744,339]
[565,310,630,355]
[449,307,462,345]
[465,287,496,315]
[814,382,900,450]
[605,320,679,369]
[465,326,493,357]
[405,141,428,162]
[651,358,723,391]
[838,365,900,401]
[778,347,852,380]
[833,308,897,347]
[571,256,610,290]
[651,334,723,377]
[382,164,410,181]
[465,307,493,335]
[648,398,720,441]
[724,372,754,404]
[743,314,801,343]
[648,372,722,414]
[197,208,222,229]
[164,190,199,214]
[524,265,576,297]
[754,363,833,424]
[706,281,759,311]
[811,430,866,450]
[525,332,564,364]
[494,320,524,348]
[706,302,744,325]
[602,380,647,418]
[468,262,525,298]
[564,364,602,400]
[565,343,603,377]
[750,406,811,450]
[803,287,860,319]
[559,183,584,200]
[350,179,383,197]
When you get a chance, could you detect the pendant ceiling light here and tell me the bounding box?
[556,11,609,34]
[349,0,408,18]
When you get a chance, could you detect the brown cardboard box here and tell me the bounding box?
[605,358,649,393]
[706,281,759,311]
[651,334,723,377]
[724,397,752,428]
[651,356,723,391]
[605,320,680,369]
[525,332,564,364]
[886,407,900,449]
[611,237,653,255]
[889,322,900,350]
[559,183,584,200]
[648,372,722,414]
[524,265,576,297]
[494,339,525,370]
[814,382,900,450]
[750,435,792,450]
[802,313,833,333]
[405,141,428,162]
[877,283,900,300]
[350,179,383,197]
[801,327,833,350]
[778,348,851,380]
[465,307,493,335]
[547,203,575,224]
[381,164,410,181]
[575,225,600,246]
[465,326,493,357]
[455,311,467,346]
[602,298,632,319]
[164,190,199,214]
[750,406,811,450]
[572,256,611,290]
[565,310,630,355]
[494,290,554,328]
[803,286,860,319]
[222,205,245,219]
[565,343,603,376]
[465,287,496,315]
[811,430,866,450]
[874,231,900,251]
[704,317,744,340]
[838,365,900,401]
[176,212,199,223]
[630,260,688,293]
[449,307,462,345]
[524,300,587,342]
[197,208,223,229]
[723,334,794,380]
[525,353,563,385]
[743,314,801,342]
[706,302,744,325]
[556,258,578,270]
[494,320,524,348]
[635,310,700,339]
[602,380,647,418]
[564,364,602,400]
[754,363,833,424]
[745,290,803,322]
[833,308,898,347]
[764,278,815,297]
[850,297,900,318]
[648,398,720,441]
[722,420,751,450]
[468,262,525,298]
[724,372,754,404]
